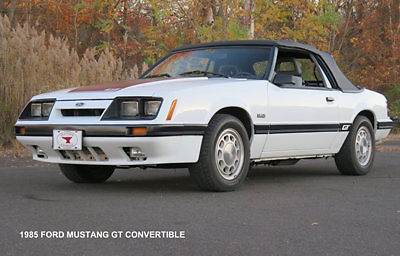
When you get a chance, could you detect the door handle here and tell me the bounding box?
[326,97,335,102]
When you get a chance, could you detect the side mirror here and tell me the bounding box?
[273,73,303,87]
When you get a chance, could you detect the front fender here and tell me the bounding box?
[162,81,268,125]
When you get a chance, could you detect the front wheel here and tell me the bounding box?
[59,164,115,183]
[335,116,375,175]
[189,114,250,191]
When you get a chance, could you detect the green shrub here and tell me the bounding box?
[385,86,400,119]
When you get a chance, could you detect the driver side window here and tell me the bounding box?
[297,58,323,87]
[273,50,330,89]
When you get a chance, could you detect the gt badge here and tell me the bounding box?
[341,124,351,131]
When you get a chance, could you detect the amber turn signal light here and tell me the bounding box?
[128,127,147,136]
[15,126,25,135]
[166,99,177,121]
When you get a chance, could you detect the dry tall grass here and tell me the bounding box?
[0,16,144,146]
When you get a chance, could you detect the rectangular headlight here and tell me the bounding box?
[121,101,139,117]
[31,103,42,117]
[144,100,161,116]
[42,102,54,117]
[18,99,55,120]
[101,97,163,120]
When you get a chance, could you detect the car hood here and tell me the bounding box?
[33,77,250,101]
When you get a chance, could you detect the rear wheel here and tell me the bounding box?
[189,114,250,191]
[335,116,375,175]
[59,164,115,183]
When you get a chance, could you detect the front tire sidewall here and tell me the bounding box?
[209,120,249,188]
[191,114,250,191]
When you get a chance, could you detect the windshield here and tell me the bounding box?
[143,47,272,80]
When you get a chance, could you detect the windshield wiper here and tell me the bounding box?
[144,73,171,78]
[179,70,229,78]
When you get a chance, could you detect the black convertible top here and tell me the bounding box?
[171,40,360,92]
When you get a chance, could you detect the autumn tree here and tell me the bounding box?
[0,0,399,119]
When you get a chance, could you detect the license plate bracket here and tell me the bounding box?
[53,130,82,150]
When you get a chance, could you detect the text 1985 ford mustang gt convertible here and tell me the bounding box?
[15,40,393,191]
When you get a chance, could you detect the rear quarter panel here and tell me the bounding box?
[336,89,391,143]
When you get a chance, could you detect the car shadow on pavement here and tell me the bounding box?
[104,176,199,193]
[45,162,341,194]
[52,170,201,194]
[247,165,339,179]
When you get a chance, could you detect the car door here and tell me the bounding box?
[261,51,341,158]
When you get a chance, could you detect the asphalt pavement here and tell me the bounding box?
[0,145,399,255]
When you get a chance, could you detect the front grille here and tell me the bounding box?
[61,109,104,117]
[58,146,108,161]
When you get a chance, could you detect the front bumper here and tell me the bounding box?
[17,135,203,166]
[15,124,205,166]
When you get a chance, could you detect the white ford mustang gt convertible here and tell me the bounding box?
[15,40,393,191]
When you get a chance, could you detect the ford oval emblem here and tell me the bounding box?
[75,102,84,107]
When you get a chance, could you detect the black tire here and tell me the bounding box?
[189,114,250,191]
[335,116,375,175]
[59,164,115,183]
